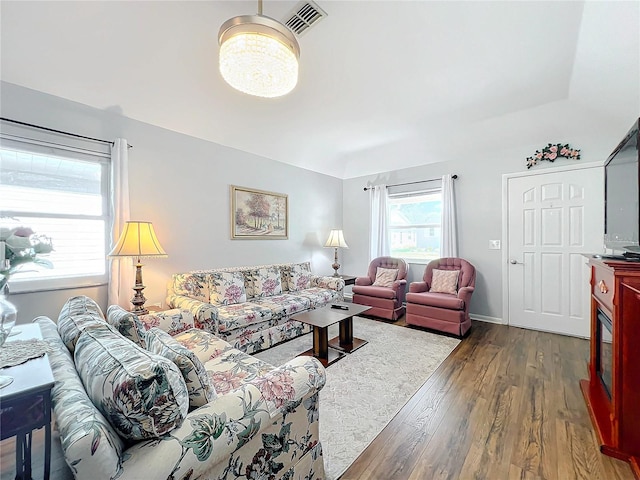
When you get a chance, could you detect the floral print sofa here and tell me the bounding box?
[38,295,326,480]
[167,262,345,354]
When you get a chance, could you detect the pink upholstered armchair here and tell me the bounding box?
[406,258,476,337]
[352,256,408,320]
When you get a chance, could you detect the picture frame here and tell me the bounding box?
[230,185,288,239]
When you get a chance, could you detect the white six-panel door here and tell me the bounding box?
[506,165,603,337]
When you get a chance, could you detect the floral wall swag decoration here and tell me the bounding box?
[525,143,581,169]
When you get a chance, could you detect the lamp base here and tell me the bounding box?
[131,260,148,315]
[332,247,341,276]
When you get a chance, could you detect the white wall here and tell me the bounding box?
[1,82,344,323]
[341,101,636,322]
[2,82,635,325]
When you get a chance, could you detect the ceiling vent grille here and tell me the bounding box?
[283,1,327,36]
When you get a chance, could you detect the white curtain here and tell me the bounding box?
[108,138,132,309]
[369,184,390,259]
[440,174,458,257]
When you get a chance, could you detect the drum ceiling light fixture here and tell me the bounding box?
[218,0,300,98]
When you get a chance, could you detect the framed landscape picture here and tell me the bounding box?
[230,185,288,239]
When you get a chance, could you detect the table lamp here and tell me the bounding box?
[108,221,167,314]
[324,229,349,277]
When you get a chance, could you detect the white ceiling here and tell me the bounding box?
[1,1,639,179]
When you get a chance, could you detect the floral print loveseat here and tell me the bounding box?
[167,262,345,354]
[38,295,326,480]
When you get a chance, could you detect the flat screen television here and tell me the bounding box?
[604,117,640,257]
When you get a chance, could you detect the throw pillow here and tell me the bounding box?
[57,295,106,352]
[145,327,217,408]
[430,269,460,294]
[209,271,247,305]
[372,267,399,287]
[288,264,311,292]
[138,309,196,337]
[74,323,189,441]
[74,323,189,440]
[106,305,147,348]
[253,267,283,297]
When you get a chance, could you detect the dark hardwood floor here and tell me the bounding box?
[341,319,634,480]
[1,319,634,480]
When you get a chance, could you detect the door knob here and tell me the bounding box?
[510,259,523,265]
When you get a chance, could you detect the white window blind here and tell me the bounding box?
[388,184,442,263]
[0,136,110,292]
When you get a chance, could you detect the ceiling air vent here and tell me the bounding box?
[283,1,327,36]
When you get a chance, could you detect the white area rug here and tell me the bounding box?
[254,317,460,480]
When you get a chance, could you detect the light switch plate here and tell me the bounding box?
[489,240,501,250]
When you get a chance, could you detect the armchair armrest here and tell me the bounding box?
[137,309,195,337]
[310,275,345,291]
[121,384,273,478]
[355,276,372,286]
[123,357,326,479]
[457,286,475,305]
[409,281,428,293]
[393,279,407,303]
[249,356,326,418]
[166,294,218,333]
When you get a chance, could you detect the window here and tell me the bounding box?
[388,189,442,262]
[0,139,110,291]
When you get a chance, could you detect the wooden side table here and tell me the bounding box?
[0,324,55,480]
[129,304,163,315]
[338,275,357,286]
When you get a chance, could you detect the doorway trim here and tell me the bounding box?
[501,161,604,327]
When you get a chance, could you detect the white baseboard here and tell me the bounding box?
[470,313,505,325]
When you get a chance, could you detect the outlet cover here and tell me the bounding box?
[489,240,501,250]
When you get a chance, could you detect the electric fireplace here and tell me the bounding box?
[596,308,613,399]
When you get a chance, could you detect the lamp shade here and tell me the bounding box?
[324,230,349,249]
[108,221,167,259]
[219,14,300,98]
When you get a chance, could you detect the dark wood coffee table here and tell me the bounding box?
[291,303,371,366]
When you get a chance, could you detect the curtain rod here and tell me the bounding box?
[0,117,133,149]
[363,174,457,191]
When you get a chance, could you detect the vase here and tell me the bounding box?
[0,295,17,388]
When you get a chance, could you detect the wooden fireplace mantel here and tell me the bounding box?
[581,256,640,479]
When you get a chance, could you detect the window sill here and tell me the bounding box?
[401,259,437,265]
[7,275,108,295]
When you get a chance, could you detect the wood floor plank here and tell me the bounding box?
[343,321,636,480]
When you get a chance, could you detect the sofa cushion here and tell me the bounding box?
[145,327,217,408]
[352,284,398,299]
[406,291,465,310]
[106,305,147,347]
[372,267,398,287]
[216,302,273,333]
[57,295,106,352]
[203,348,273,395]
[74,323,189,441]
[295,287,339,308]
[288,263,311,292]
[251,294,311,318]
[138,308,195,336]
[172,273,209,302]
[253,266,283,297]
[209,271,247,305]
[430,269,460,294]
